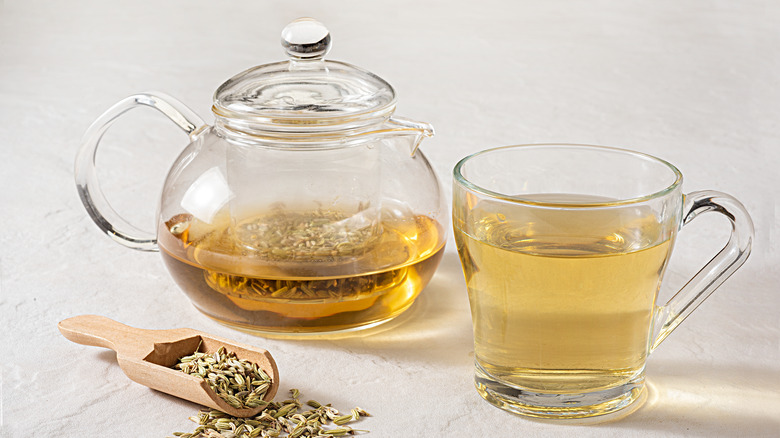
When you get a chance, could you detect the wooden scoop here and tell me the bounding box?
[58,315,279,417]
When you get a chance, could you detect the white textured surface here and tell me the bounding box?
[1,1,779,436]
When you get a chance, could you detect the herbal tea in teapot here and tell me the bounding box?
[159,206,445,333]
[75,18,447,335]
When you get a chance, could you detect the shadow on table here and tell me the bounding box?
[608,361,780,436]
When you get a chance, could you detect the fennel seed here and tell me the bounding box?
[168,388,370,438]
[174,345,272,410]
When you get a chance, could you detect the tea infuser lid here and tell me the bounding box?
[212,18,397,134]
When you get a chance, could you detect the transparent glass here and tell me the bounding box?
[74,20,447,336]
[452,144,753,419]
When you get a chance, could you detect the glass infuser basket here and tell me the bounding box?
[75,18,447,335]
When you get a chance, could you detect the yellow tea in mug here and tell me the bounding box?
[453,144,753,419]
[454,196,674,394]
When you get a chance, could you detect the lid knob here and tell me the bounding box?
[281,18,331,60]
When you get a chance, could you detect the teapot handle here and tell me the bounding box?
[75,92,206,251]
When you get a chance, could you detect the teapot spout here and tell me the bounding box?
[387,116,435,157]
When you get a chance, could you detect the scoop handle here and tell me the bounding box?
[58,315,156,359]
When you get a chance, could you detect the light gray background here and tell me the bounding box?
[1,1,778,436]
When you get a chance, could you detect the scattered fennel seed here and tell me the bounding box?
[168,388,370,438]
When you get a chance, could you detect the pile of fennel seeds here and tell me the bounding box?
[171,345,369,437]
[174,346,272,409]
[169,389,370,438]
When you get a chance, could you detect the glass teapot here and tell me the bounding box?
[75,18,447,335]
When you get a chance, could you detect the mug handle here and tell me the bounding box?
[650,190,754,352]
[74,92,206,252]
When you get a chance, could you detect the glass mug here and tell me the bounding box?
[452,144,753,419]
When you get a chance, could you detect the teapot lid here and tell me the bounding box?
[213,18,397,134]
